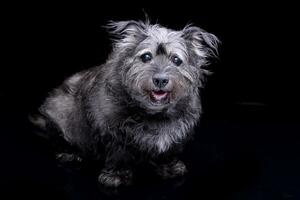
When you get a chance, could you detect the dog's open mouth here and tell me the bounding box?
[150,90,170,104]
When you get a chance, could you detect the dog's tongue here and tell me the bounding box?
[151,91,168,101]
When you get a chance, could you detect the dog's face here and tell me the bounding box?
[108,21,219,113]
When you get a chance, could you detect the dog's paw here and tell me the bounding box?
[98,169,133,187]
[156,160,187,179]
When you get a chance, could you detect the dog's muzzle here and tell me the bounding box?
[149,73,172,104]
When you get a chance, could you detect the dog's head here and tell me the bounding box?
[107,20,220,114]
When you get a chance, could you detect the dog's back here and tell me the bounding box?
[30,69,100,154]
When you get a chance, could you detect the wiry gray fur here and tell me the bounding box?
[31,20,220,187]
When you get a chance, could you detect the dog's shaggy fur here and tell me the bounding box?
[31,20,219,187]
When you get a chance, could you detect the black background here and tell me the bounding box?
[1,2,300,200]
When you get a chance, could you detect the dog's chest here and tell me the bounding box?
[121,118,191,153]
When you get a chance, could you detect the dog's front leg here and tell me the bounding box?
[98,143,134,187]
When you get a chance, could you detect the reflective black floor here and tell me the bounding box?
[1,101,299,200]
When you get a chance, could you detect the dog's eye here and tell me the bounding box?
[140,52,152,63]
[171,55,183,66]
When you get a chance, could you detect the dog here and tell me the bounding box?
[30,20,220,187]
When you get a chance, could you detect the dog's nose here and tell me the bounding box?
[152,74,169,88]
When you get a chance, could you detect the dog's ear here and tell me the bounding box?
[106,20,148,49]
[182,25,220,62]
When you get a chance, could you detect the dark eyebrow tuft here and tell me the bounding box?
[156,43,167,55]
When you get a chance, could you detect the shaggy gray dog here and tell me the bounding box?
[31,20,220,187]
